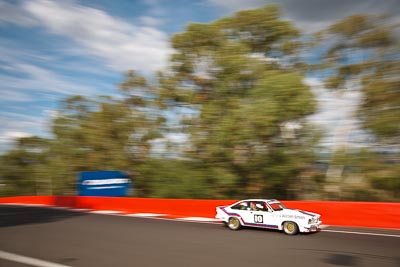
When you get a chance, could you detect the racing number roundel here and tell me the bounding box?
[254,214,263,223]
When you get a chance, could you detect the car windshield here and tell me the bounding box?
[268,202,286,211]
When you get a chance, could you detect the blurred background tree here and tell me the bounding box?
[316,13,400,200]
[161,4,319,199]
[0,137,51,196]
[319,14,399,143]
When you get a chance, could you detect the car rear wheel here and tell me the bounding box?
[228,217,241,230]
[283,221,299,235]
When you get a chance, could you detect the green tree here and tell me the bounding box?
[0,137,52,196]
[316,14,400,200]
[158,5,319,199]
[318,14,400,143]
[48,82,163,194]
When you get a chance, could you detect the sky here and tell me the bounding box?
[1,0,399,153]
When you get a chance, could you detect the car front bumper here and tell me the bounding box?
[301,221,322,232]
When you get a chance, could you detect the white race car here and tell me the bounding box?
[215,199,322,235]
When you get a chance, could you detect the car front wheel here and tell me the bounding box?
[283,221,299,235]
[228,217,241,230]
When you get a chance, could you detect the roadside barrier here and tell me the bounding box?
[0,196,399,229]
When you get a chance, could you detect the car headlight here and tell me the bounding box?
[308,217,317,224]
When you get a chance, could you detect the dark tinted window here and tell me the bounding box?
[232,201,248,210]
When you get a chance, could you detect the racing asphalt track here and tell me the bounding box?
[0,205,399,267]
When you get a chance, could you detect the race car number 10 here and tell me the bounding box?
[254,215,263,223]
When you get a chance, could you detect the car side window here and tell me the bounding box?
[248,201,268,211]
[232,201,248,210]
[256,202,270,212]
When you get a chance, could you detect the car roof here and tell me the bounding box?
[239,199,280,202]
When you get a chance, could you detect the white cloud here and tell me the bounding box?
[0,131,30,152]
[0,41,53,63]
[42,109,59,119]
[206,0,265,13]
[22,0,173,73]
[0,88,32,102]
[139,16,164,27]
[0,111,52,152]
[0,63,98,96]
[1,0,174,152]
[1,131,30,140]
[0,0,38,27]
[207,0,400,33]
[305,78,370,149]
[206,0,329,32]
[0,41,118,81]
[0,111,47,128]
[303,77,323,87]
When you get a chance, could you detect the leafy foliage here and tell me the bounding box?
[162,5,318,199]
[318,14,400,143]
[313,14,400,200]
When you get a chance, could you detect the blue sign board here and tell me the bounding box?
[78,171,132,196]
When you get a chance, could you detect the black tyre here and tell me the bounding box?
[227,217,241,230]
[283,221,299,235]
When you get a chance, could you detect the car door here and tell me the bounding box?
[227,201,251,223]
[260,203,280,229]
[242,201,279,229]
[238,201,262,225]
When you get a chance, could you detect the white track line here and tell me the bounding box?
[126,213,167,217]
[68,208,92,212]
[49,207,91,212]
[90,210,122,214]
[177,217,221,222]
[322,229,400,238]
[123,215,222,225]
[0,250,71,267]
[1,203,49,207]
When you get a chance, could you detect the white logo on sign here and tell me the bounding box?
[82,178,129,186]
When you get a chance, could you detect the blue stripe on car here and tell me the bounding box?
[298,210,315,217]
[221,207,279,229]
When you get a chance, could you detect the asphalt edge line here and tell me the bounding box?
[0,250,72,267]
[322,229,400,238]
